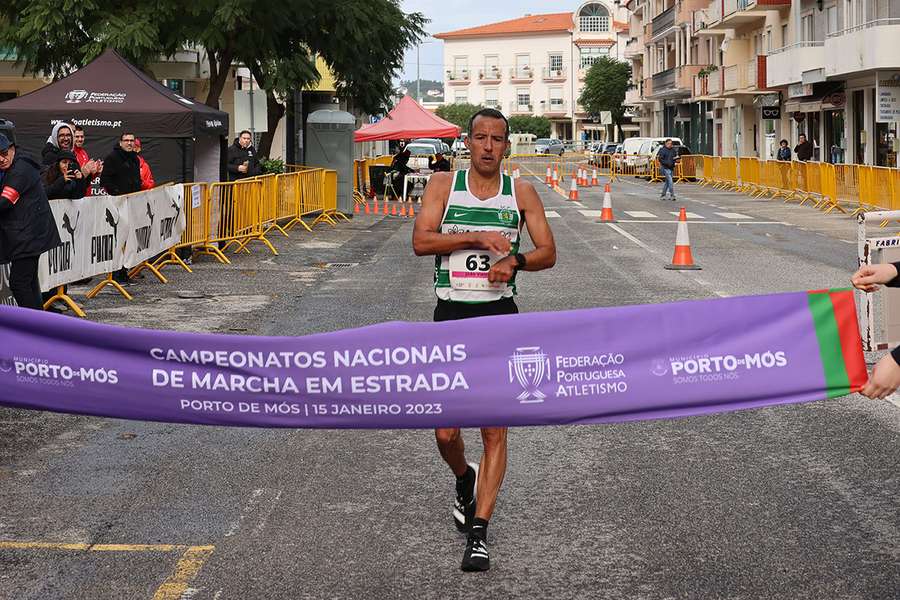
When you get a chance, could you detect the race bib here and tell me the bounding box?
[449,250,508,291]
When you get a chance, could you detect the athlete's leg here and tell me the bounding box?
[474,426,508,520]
[435,427,468,477]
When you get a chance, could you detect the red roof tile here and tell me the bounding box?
[434,13,574,39]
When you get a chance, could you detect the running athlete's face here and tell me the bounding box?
[467,116,507,175]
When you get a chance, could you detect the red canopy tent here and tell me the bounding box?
[354,95,460,142]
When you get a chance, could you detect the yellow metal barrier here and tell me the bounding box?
[610,154,655,181]
[153,182,230,273]
[738,158,760,194]
[208,179,277,255]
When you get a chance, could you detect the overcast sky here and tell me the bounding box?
[399,0,584,82]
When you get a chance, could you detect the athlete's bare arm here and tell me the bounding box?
[487,179,556,283]
[412,172,511,257]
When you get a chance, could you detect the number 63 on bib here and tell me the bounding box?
[448,250,509,291]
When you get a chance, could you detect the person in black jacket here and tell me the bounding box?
[428,151,452,172]
[0,134,62,309]
[227,130,262,181]
[42,122,75,168]
[794,133,814,162]
[42,150,91,200]
[100,132,142,196]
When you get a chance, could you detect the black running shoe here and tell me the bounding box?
[453,462,478,533]
[460,533,490,572]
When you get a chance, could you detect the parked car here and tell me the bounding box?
[404,143,438,170]
[589,142,619,165]
[451,137,469,157]
[636,138,684,171]
[411,138,444,154]
[535,138,565,156]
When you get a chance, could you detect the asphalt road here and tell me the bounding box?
[1,171,898,599]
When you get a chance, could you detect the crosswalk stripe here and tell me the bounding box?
[669,211,705,219]
[624,211,658,218]
[715,212,753,220]
[544,210,561,218]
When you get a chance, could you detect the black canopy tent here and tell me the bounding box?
[0,49,229,184]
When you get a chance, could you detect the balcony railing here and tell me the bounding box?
[541,67,567,81]
[693,1,721,30]
[826,17,900,38]
[478,68,502,82]
[446,69,470,83]
[509,67,535,82]
[651,6,676,34]
[652,67,677,93]
[508,101,533,115]
[708,70,722,94]
[543,101,568,115]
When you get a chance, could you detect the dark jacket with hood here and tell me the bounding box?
[227,142,262,181]
[0,153,62,263]
[43,151,91,200]
[100,145,142,196]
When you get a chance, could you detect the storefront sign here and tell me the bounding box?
[762,106,782,120]
[788,83,813,98]
[876,71,900,123]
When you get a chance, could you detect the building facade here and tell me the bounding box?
[625,0,900,166]
[434,2,631,142]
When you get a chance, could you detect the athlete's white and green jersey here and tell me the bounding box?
[434,169,522,303]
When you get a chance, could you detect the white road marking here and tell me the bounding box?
[571,201,585,207]
[613,220,789,225]
[715,212,753,220]
[669,211,705,219]
[605,223,653,251]
[544,210,561,218]
[624,211,659,218]
[578,210,602,218]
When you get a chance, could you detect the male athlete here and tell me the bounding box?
[412,108,557,571]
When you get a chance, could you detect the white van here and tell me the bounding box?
[634,137,684,171]
[622,137,649,168]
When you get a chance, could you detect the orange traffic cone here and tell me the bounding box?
[391,203,398,216]
[665,207,701,270]
[591,169,599,187]
[364,202,370,215]
[408,202,415,218]
[400,203,408,217]
[373,199,379,214]
[578,168,585,187]
[552,167,559,188]
[384,200,389,215]
[568,177,579,201]
[598,183,616,223]
[354,202,361,214]
[545,166,552,185]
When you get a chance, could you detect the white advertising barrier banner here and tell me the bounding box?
[0,263,15,306]
[122,186,185,269]
[38,195,130,292]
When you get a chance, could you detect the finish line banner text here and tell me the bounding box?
[0,290,867,428]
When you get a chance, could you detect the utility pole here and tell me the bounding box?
[417,44,421,101]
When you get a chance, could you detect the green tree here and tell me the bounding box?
[578,56,631,139]
[435,103,483,133]
[0,0,426,157]
[508,116,550,139]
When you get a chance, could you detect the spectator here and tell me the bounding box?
[390,144,413,196]
[227,130,262,181]
[428,151,451,173]
[794,133,813,161]
[0,134,62,310]
[133,138,155,190]
[776,139,791,161]
[42,150,90,200]
[72,125,101,196]
[100,132,141,196]
[100,132,141,286]
[42,122,75,168]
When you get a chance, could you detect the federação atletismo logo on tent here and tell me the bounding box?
[65,90,126,104]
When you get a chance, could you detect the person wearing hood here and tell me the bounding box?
[100,131,141,196]
[42,150,90,200]
[134,138,155,190]
[0,134,62,309]
[43,122,101,182]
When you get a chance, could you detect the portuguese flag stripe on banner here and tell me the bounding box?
[808,288,868,398]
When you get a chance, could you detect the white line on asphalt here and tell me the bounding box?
[572,201,585,207]
[713,291,730,297]
[715,212,753,220]
[624,211,659,218]
[669,211,705,219]
[612,220,790,225]
[225,489,264,537]
[605,223,653,251]
[545,210,561,218]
